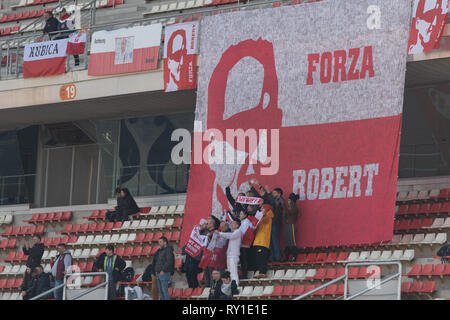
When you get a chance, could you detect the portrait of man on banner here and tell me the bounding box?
[115,36,134,65]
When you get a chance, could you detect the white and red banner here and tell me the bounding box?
[198,232,227,270]
[408,0,449,55]
[184,225,207,258]
[163,21,199,92]
[66,32,86,55]
[235,196,263,206]
[88,24,162,76]
[23,39,68,78]
[181,0,411,248]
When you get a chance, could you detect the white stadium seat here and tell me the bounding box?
[368,251,381,261]
[80,248,91,258]
[380,250,392,260]
[411,234,425,243]
[93,235,103,244]
[0,215,4,224]
[149,206,159,214]
[423,233,435,244]
[305,269,316,278]
[128,233,137,242]
[358,251,370,261]
[252,286,264,297]
[433,233,447,244]
[120,221,131,231]
[402,249,414,261]
[391,250,403,260]
[396,192,407,201]
[72,249,83,259]
[90,248,99,257]
[130,221,140,229]
[75,236,86,246]
[2,265,12,275]
[283,269,296,281]
[167,205,176,214]
[137,220,148,229]
[273,270,284,280]
[262,285,274,296]
[175,205,185,213]
[10,265,20,274]
[294,269,306,280]
[165,219,174,227]
[199,287,210,299]
[84,235,95,245]
[118,233,129,243]
[3,215,12,224]
[347,252,360,262]
[429,189,440,198]
[147,219,157,229]
[110,234,120,243]
[156,219,166,229]
[158,206,168,214]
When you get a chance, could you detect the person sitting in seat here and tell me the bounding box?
[106,188,124,222]
[118,188,140,221]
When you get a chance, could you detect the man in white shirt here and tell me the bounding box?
[215,220,242,285]
[124,284,150,300]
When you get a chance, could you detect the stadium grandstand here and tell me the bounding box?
[0,0,449,302]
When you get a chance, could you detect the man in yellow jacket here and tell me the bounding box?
[253,204,274,279]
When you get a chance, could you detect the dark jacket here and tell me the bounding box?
[20,274,37,300]
[208,278,223,300]
[218,280,239,300]
[43,17,59,35]
[120,188,140,217]
[23,243,44,269]
[154,246,175,274]
[225,187,245,214]
[32,272,51,299]
[93,252,126,283]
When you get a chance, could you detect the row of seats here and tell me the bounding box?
[0,264,26,276]
[60,218,183,234]
[401,281,437,294]
[396,189,450,202]
[0,292,22,300]
[404,264,450,277]
[0,26,20,35]
[23,211,72,224]
[270,250,414,268]
[0,215,13,226]
[1,225,45,237]
[0,277,23,290]
[394,217,450,231]
[12,0,58,9]
[86,205,184,221]
[390,232,447,245]
[0,238,16,250]
[396,202,450,216]
[0,8,52,23]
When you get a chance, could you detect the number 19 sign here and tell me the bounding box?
[60,84,77,101]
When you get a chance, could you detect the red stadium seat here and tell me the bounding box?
[436,189,450,199]
[422,281,436,293]
[72,224,82,233]
[5,279,15,289]
[418,203,432,214]
[90,276,103,287]
[52,237,61,247]
[324,252,338,264]
[61,224,73,234]
[143,233,154,243]
[172,218,183,228]
[282,285,295,296]
[140,207,151,213]
[123,247,134,258]
[133,233,146,243]
[293,284,305,296]
[164,231,172,241]
[0,239,7,249]
[181,288,194,299]
[348,267,360,279]
[89,210,100,220]
[171,231,181,242]
[103,222,114,232]
[406,264,422,277]
[313,268,327,280]
[87,223,97,233]
[4,251,16,262]
[398,205,409,215]
[409,219,423,230]
[398,219,412,231]
[0,279,7,289]
[142,246,152,257]
[43,237,52,247]
[192,287,203,297]
[439,202,450,213]
[0,266,4,273]
[407,204,420,215]
[7,238,16,249]
[421,264,434,277]
[131,246,143,257]
[410,281,424,293]
[11,226,21,236]
[315,252,327,263]
[304,284,317,295]
[336,252,349,261]
[432,264,446,277]
[172,288,183,299]
[324,268,337,279]
[79,223,89,233]
[401,282,412,293]
[62,211,72,221]
[113,222,122,229]
[35,225,45,235]
[312,286,327,296]
[422,218,433,228]
[45,212,56,221]
[2,226,13,237]
[305,253,316,264]
[99,210,109,219]
[153,232,163,242]
[267,285,284,297]
[37,213,47,222]
[67,236,78,244]
[95,222,106,232]
[53,211,63,222]
[116,247,125,256]
[60,236,69,245]
[26,213,40,223]
[150,247,159,255]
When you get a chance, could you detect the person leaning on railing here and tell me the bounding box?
[43,11,59,40]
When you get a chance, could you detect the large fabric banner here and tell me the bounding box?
[23,39,68,78]
[88,24,162,76]
[408,0,449,55]
[163,21,199,92]
[182,0,411,248]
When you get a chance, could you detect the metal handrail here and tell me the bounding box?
[292,274,347,300]
[293,261,403,300]
[30,281,66,300]
[63,271,109,300]
[344,261,402,300]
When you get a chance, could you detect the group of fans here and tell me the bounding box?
[181,179,300,300]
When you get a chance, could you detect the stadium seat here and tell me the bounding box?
[313,268,327,280]
[406,264,422,277]
[171,231,181,242]
[433,233,447,244]
[173,218,183,228]
[118,234,129,243]
[283,269,296,281]
[147,219,157,229]
[273,269,284,280]
[402,250,415,261]
[305,269,317,279]
[84,235,94,245]
[110,234,120,243]
[347,252,360,262]
[152,232,163,242]
[411,234,425,244]
[142,246,153,257]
